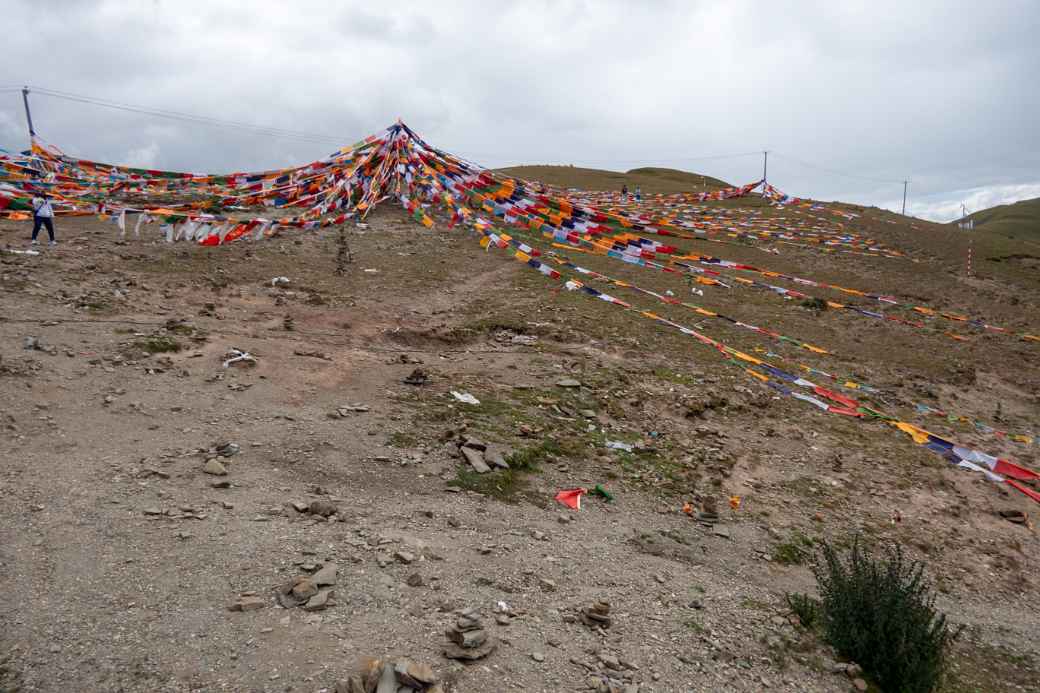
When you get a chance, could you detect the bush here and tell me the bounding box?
[772,531,814,565]
[785,592,820,629]
[800,297,829,313]
[133,334,182,354]
[811,538,958,693]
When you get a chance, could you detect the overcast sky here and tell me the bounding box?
[2,0,1037,222]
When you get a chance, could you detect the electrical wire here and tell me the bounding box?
[24,85,348,146]
[11,86,915,189]
[771,150,904,185]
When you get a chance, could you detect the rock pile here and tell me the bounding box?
[580,600,613,630]
[336,657,444,693]
[276,562,337,611]
[572,650,641,693]
[443,608,496,660]
[455,436,510,475]
[403,368,429,386]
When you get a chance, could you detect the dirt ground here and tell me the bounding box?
[0,201,1038,693]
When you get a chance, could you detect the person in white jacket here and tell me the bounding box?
[31,192,56,246]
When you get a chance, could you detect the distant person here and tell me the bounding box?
[635,186,642,201]
[621,184,628,199]
[31,191,57,246]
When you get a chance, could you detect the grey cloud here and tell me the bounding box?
[0,0,1036,220]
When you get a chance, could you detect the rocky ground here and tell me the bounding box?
[0,204,1038,692]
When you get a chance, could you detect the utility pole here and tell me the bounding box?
[761,150,768,196]
[901,180,908,215]
[21,86,35,138]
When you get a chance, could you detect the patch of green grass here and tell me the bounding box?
[683,617,705,633]
[83,300,111,313]
[456,396,515,419]
[165,322,196,336]
[652,366,700,387]
[505,438,560,470]
[942,642,1038,693]
[387,431,418,448]
[448,467,528,502]
[460,315,534,335]
[133,335,182,354]
[446,439,562,502]
[740,596,772,612]
[772,530,815,565]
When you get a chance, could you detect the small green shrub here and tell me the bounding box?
[448,468,526,501]
[785,592,820,629]
[812,538,958,693]
[387,431,418,448]
[772,531,814,565]
[134,335,182,354]
[505,439,560,471]
[800,297,828,313]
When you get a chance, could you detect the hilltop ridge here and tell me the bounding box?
[953,195,1040,246]
[495,164,733,194]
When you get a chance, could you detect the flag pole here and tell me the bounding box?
[21,86,36,138]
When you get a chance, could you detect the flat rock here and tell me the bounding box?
[291,578,318,601]
[461,436,487,451]
[303,588,333,611]
[443,638,496,661]
[308,499,338,517]
[999,509,1027,524]
[446,626,487,649]
[312,563,337,586]
[461,446,491,473]
[395,659,437,687]
[228,595,265,611]
[556,378,582,388]
[375,663,398,693]
[485,449,510,469]
[394,550,416,564]
[335,677,366,693]
[202,458,228,476]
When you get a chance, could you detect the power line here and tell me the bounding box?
[11,85,916,191]
[770,151,904,185]
[22,85,349,146]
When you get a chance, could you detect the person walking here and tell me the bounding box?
[31,191,56,246]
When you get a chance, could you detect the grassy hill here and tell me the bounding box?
[954,196,1040,245]
[494,165,733,195]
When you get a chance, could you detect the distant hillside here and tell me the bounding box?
[954,196,1040,244]
[494,165,732,195]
